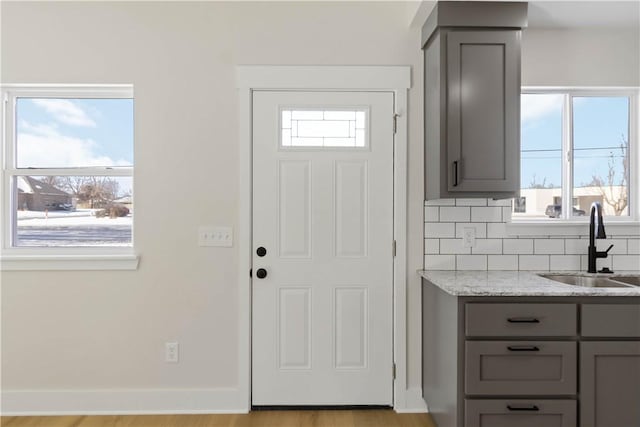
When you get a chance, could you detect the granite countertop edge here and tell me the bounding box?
[418,270,640,297]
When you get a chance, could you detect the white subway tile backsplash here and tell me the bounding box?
[424,239,440,254]
[456,198,487,206]
[440,206,470,222]
[424,254,455,270]
[564,239,585,255]
[503,239,534,254]
[534,239,564,255]
[424,206,439,222]
[612,255,640,271]
[471,206,503,222]
[488,255,518,270]
[456,223,487,239]
[519,255,550,271]
[472,239,503,254]
[487,223,508,239]
[440,238,470,254]
[550,255,581,271]
[456,255,488,270]
[425,199,455,206]
[488,198,512,207]
[425,222,455,238]
[423,199,637,272]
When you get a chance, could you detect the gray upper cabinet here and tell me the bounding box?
[422,1,527,200]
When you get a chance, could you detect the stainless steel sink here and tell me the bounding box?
[610,276,640,286]
[541,274,633,288]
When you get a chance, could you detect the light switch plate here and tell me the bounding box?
[198,226,233,247]
[462,227,476,248]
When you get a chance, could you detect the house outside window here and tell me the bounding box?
[513,88,638,222]
[1,85,137,269]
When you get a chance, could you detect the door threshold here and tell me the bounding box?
[252,405,392,411]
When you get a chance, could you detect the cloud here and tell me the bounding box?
[521,93,564,124]
[17,121,128,168]
[31,99,96,127]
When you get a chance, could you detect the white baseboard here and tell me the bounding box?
[1,388,249,416]
[394,387,428,413]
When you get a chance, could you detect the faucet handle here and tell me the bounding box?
[604,244,614,254]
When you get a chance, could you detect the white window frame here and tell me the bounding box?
[508,87,640,237]
[0,84,139,270]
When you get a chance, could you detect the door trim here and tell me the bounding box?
[236,66,411,412]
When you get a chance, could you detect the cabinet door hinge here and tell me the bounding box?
[393,113,399,134]
[392,240,397,258]
[392,363,396,380]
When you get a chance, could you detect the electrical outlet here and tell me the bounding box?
[198,226,233,247]
[463,227,476,248]
[165,342,179,363]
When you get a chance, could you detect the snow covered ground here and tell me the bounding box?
[16,210,132,246]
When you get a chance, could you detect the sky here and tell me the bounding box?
[521,94,629,190]
[16,98,134,168]
[16,97,134,195]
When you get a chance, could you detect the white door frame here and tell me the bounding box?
[236,66,411,411]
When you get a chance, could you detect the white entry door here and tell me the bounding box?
[252,91,394,406]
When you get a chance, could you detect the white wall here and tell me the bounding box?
[522,27,640,86]
[0,1,425,413]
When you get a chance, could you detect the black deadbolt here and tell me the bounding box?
[256,247,267,257]
[256,268,267,279]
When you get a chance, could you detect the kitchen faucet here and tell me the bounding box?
[587,202,614,273]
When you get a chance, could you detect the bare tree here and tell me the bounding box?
[77,177,120,208]
[528,174,555,189]
[589,136,629,216]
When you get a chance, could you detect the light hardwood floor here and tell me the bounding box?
[0,411,435,427]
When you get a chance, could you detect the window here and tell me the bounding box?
[2,85,135,261]
[281,108,368,148]
[514,89,637,222]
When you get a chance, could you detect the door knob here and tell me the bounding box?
[256,268,268,279]
[256,247,267,257]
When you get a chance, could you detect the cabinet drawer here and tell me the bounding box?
[465,341,577,395]
[466,303,577,337]
[582,304,640,337]
[465,399,577,427]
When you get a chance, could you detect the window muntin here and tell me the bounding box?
[513,90,636,221]
[281,109,367,148]
[2,86,134,250]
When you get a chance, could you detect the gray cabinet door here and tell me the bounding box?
[446,30,520,193]
[581,342,640,427]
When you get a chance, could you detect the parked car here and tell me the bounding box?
[545,204,586,218]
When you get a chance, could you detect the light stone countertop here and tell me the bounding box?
[419,270,640,297]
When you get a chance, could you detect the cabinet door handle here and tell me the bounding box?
[507,317,540,323]
[507,405,539,412]
[453,161,459,187]
[507,345,540,352]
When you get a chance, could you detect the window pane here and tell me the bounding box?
[572,96,630,217]
[281,109,367,148]
[16,98,134,168]
[515,94,564,219]
[14,176,133,247]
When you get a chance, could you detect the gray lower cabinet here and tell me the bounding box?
[465,399,577,427]
[422,279,640,427]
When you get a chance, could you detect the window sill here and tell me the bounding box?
[507,220,640,237]
[0,253,139,271]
